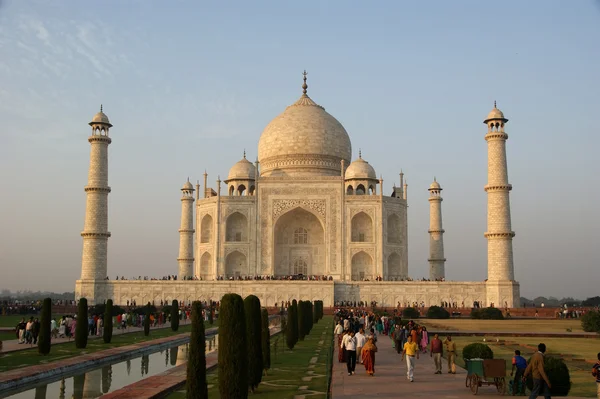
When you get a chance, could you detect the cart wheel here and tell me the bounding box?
[470,376,479,395]
[496,377,506,395]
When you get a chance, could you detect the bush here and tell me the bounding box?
[244,295,263,392]
[144,303,151,336]
[402,307,420,319]
[171,300,179,331]
[581,310,600,333]
[462,343,494,360]
[218,293,247,399]
[261,308,271,374]
[186,301,208,399]
[208,303,214,325]
[75,298,88,349]
[90,303,126,317]
[471,307,504,320]
[426,306,450,319]
[103,300,113,344]
[286,302,297,350]
[298,300,306,341]
[526,356,571,396]
[38,298,51,355]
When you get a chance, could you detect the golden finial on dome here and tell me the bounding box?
[302,70,308,95]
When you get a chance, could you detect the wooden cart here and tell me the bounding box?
[465,359,507,395]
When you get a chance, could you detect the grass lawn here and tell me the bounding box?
[169,316,334,399]
[0,320,218,373]
[447,335,600,397]
[420,318,584,333]
[0,332,17,341]
[0,315,39,328]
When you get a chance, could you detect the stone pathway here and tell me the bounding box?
[1,322,192,354]
[331,333,590,398]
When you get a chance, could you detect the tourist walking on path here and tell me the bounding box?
[591,352,599,399]
[362,337,378,376]
[510,349,528,395]
[402,335,420,382]
[430,333,443,374]
[444,335,457,374]
[342,330,357,376]
[355,328,366,364]
[420,326,429,354]
[523,343,552,399]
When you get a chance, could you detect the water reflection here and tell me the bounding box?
[3,335,219,399]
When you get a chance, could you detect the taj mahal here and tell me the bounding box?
[75,72,520,308]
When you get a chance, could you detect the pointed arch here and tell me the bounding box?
[387,252,402,279]
[237,184,246,196]
[387,213,402,244]
[356,184,366,195]
[351,251,373,281]
[225,250,246,278]
[200,214,213,243]
[226,212,247,242]
[346,185,354,195]
[351,211,373,242]
[199,252,212,279]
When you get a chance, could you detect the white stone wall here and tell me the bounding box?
[178,195,194,278]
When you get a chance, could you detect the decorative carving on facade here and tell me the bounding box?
[272,199,326,221]
[224,207,249,219]
[350,207,375,219]
[224,245,249,258]
[350,247,375,258]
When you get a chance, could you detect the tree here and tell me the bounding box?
[313,300,319,324]
[307,301,314,334]
[286,301,297,350]
[582,296,600,307]
[103,299,113,343]
[297,300,306,341]
[75,298,88,349]
[426,305,450,319]
[291,299,299,345]
[581,310,600,333]
[186,301,208,399]
[402,307,420,319]
[261,308,271,375]
[208,302,214,325]
[244,295,263,392]
[462,343,494,360]
[144,302,151,336]
[218,293,248,399]
[37,297,51,355]
[171,299,179,331]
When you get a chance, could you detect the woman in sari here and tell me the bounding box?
[362,337,378,376]
[376,318,383,335]
[420,326,429,353]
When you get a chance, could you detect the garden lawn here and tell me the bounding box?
[446,335,600,397]
[169,316,334,399]
[0,315,39,328]
[0,320,218,373]
[420,318,584,333]
[0,332,17,341]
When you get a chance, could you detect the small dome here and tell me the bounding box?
[227,156,256,181]
[429,178,441,190]
[182,181,194,190]
[90,105,112,126]
[345,154,376,180]
[483,102,507,124]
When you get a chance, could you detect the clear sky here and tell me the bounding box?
[0,1,598,299]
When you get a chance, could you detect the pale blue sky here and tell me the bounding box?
[0,1,597,298]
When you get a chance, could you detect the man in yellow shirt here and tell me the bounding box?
[443,335,457,374]
[401,335,420,382]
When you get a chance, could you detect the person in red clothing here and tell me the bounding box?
[430,334,443,374]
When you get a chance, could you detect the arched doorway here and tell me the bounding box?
[274,208,325,276]
[225,251,246,279]
[387,252,402,279]
[351,251,373,281]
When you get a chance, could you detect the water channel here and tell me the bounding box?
[1,335,218,399]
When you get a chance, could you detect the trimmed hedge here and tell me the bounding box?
[144,302,151,336]
[171,300,179,331]
[462,343,494,360]
[38,298,51,355]
[526,356,571,396]
[218,293,248,399]
[186,301,208,399]
[471,307,504,320]
[75,298,88,349]
[286,301,297,350]
[298,300,306,341]
[244,295,263,392]
[261,308,271,374]
[402,307,420,319]
[581,310,600,333]
[103,299,113,343]
[426,305,450,319]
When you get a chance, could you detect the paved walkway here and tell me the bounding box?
[1,321,192,353]
[331,334,590,398]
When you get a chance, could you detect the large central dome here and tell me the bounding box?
[258,74,352,177]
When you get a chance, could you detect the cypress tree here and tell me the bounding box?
[75,298,88,349]
[292,299,299,345]
[208,302,214,325]
[286,302,296,350]
[244,295,263,392]
[171,300,179,331]
[186,301,208,399]
[261,308,270,375]
[297,300,306,341]
[103,299,113,343]
[313,300,319,324]
[144,302,151,336]
[218,293,248,399]
[307,301,314,334]
[38,297,51,355]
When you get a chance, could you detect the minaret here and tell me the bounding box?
[178,179,195,279]
[428,178,446,280]
[484,102,515,282]
[81,106,112,281]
